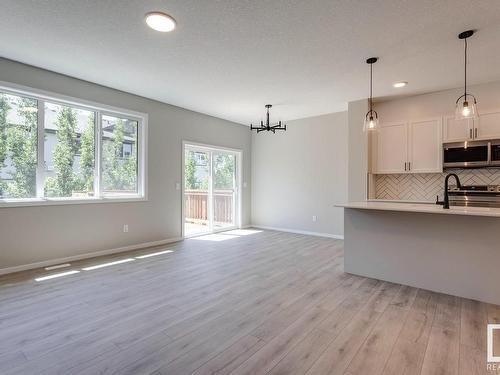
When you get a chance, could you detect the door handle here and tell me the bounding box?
[475,128,478,138]
[470,128,473,139]
[404,162,407,171]
[408,162,411,171]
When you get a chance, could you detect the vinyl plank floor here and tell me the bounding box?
[0,229,495,375]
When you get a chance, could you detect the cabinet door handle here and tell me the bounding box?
[470,128,473,139]
[404,162,406,171]
[408,162,411,171]
[475,128,478,138]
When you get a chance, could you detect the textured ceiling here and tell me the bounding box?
[1,0,500,125]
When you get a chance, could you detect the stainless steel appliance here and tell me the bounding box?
[447,184,500,207]
[443,140,490,168]
[491,141,500,166]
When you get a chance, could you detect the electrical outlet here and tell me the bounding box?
[123,224,129,233]
[175,182,181,190]
[312,215,317,222]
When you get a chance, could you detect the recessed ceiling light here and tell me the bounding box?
[393,81,408,88]
[145,12,176,32]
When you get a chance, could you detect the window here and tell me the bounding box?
[101,115,138,196]
[0,84,146,206]
[0,93,38,199]
[44,102,95,198]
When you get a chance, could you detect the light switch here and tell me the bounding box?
[175,182,181,190]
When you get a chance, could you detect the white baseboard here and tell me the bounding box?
[251,225,344,240]
[0,237,183,276]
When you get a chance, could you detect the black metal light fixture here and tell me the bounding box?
[364,57,379,132]
[455,30,478,120]
[250,104,287,133]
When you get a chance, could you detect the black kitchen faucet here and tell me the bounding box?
[436,173,462,209]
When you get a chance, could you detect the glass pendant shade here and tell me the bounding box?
[364,111,379,132]
[455,95,478,120]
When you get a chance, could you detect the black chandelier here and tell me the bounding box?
[250,104,287,133]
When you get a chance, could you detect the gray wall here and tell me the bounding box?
[347,99,369,201]
[251,112,348,237]
[0,58,252,271]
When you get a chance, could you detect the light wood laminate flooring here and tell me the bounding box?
[0,229,496,375]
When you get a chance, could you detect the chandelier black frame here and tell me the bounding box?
[365,57,378,125]
[250,104,287,133]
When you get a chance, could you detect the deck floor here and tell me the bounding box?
[0,229,496,375]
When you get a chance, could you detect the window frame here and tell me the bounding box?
[0,81,148,207]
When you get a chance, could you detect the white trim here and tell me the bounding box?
[181,141,186,238]
[251,225,344,239]
[36,99,45,198]
[0,237,182,276]
[95,111,102,197]
[0,196,147,208]
[182,140,243,154]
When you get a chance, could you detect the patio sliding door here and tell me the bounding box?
[183,144,239,237]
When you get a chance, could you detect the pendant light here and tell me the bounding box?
[364,57,379,132]
[455,30,478,120]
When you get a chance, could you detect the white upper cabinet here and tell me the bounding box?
[475,111,500,140]
[443,112,500,142]
[374,122,408,174]
[443,117,473,142]
[373,109,500,175]
[408,119,442,173]
[373,119,442,174]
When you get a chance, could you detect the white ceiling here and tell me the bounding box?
[2,1,500,125]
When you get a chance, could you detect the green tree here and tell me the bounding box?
[102,119,137,192]
[77,114,95,193]
[45,106,78,197]
[185,151,199,189]
[6,97,38,198]
[0,95,10,195]
[0,95,8,165]
[213,154,235,189]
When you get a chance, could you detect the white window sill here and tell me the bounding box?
[0,195,147,208]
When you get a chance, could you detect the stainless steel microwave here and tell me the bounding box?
[443,140,490,168]
[492,141,500,166]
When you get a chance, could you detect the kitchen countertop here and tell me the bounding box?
[337,201,500,218]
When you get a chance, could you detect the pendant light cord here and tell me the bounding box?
[464,37,468,99]
[369,62,373,111]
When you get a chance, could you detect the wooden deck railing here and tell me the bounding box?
[185,189,234,224]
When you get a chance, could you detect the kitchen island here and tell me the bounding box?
[338,201,500,304]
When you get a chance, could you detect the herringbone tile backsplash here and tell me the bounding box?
[375,169,500,201]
